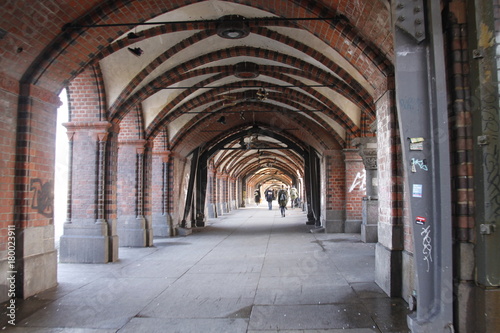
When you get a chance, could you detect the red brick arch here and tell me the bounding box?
[12,0,391,96]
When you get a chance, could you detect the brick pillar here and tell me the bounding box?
[220,173,229,214]
[116,140,152,247]
[352,137,379,243]
[60,121,118,263]
[207,165,216,218]
[321,150,346,233]
[343,149,365,233]
[1,82,59,300]
[374,89,404,297]
[151,150,171,237]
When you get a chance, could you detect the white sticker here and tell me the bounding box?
[412,184,423,198]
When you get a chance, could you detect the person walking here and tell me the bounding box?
[277,185,288,217]
[265,188,274,210]
[254,189,261,206]
[290,186,298,208]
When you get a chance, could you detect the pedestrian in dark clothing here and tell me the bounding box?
[277,185,288,217]
[254,189,261,206]
[265,189,274,210]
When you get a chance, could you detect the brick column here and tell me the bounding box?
[116,140,152,247]
[60,121,118,263]
[352,137,379,243]
[219,173,229,214]
[343,149,365,233]
[321,150,346,233]
[374,89,404,297]
[207,165,217,218]
[1,81,59,300]
[151,150,171,237]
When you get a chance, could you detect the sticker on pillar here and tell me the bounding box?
[408,137,425,151]
[412,184,423,198]
[415,216,426,225]
[410,142,424,151]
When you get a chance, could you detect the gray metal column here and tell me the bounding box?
[304,150,315,225]
[181,147,200,228]
[307,146,322,229]
[393,0,454,331]
[195,153,208,227]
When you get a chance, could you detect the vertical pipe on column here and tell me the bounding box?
[96,137,106,223]
[65,135,74,223]
[136,150,144,218]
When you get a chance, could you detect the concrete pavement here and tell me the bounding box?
[1,205,410,332]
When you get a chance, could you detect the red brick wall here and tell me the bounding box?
[344,150,365,221]
[323,150,346,212]
[376,90,406,250]
[15,84,60,228]
[66,67,110,223]
[0,74,20,254]
[151,152,164,216]
[67,66,106,122]
[117,143,140,218]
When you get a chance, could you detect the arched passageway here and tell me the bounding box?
[1,1,499,332]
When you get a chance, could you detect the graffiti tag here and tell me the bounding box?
[411,158,428,171]
[421,225,433,273]
[30,179,54,217]
[349,169,366,193]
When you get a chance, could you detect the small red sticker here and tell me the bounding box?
[416,216,426,225]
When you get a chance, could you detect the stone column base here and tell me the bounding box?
[208,204,217,218]
[60,222,112,263]
[323,210,345,233]
[475,285,500,333]
[118,216,151,247]
[345,220,362,233]
[361,198,378,243]
[375,243,402,297]
[152,213,171,237]
[0,225,58,300]
[361,224,378,243]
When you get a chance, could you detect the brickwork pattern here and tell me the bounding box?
[446,4,475,243]
[376,90,405,250]
[344,150,365,221]
[323,150,346,212]
[67,66,106,123]
[0,77,19,253]
[3,1,391,94]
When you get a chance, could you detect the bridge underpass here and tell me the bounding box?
[3,1,500,332]
[1,206,409,332]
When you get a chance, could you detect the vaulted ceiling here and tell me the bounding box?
[2,0,393,184]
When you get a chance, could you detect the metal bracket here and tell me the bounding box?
[472,48,485,59]
[480,223,496,235]
[477,135,489,146]
[395,0,426,43]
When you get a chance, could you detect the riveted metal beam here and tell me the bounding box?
[394,0,426,43]
[393,0,453,331]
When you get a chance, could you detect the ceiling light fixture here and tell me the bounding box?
[128,47,143,56]
[216,15,250,39]
[234,62,259,79]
